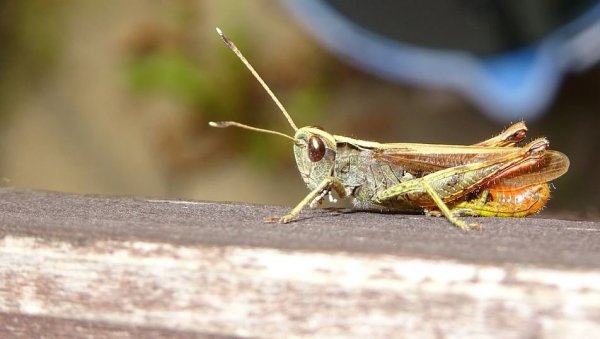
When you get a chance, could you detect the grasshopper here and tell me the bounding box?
[210,28,569,230]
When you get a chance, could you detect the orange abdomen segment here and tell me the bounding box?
[449,183,550,217]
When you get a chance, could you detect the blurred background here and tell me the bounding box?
[0,0,599,219]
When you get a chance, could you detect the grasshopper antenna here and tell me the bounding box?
[209,121,294,141]
[215,27,299,132]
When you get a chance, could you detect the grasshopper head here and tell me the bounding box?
[293,127,337,190]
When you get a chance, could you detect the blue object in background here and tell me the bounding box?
[281,0,600,122]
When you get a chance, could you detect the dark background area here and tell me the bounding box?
[0,1,598,220]
[324,0,597,55]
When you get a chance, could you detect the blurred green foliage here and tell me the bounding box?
[126,51,210,106]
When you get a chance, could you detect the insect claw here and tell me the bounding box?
[264,216,280,223]
[278,214,296,223]
[265,215,296,223]
[424,209,442,217]
[468,223,484,231]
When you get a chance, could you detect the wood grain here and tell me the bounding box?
[0,189,599,338]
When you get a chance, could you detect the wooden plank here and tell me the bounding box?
[0,188,599,337]
[0,313,218,339]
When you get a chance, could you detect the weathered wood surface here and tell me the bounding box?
[0,188,599,338]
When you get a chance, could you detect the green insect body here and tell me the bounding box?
[210,28,569,230]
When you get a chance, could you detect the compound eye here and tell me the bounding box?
[308,135,326,162]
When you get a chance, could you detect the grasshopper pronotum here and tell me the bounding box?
[210,28,569,230]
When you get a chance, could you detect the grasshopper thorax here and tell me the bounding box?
[293,127,337,190]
